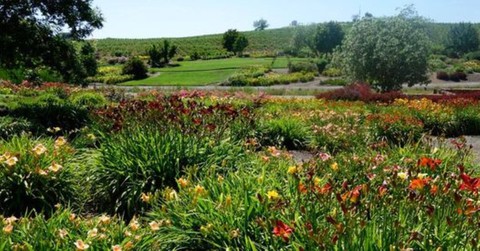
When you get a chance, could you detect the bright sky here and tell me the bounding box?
[90,0,480,39]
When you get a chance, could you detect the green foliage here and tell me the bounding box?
[0,135,79,216]
[69,92,107,108]
[322,67,342,77]
[446,23,480,57]
[223,29,240,53]
[335,9,431,91]
[122,57,148,80]
[288,61,318,73]
[0,1,103,84]
[148,40,178,67]
[313,21,345,55]
[0,117,33,139]
[320,78,348,86]
[80,42,98,77]
[259,117,309,150]
[253,18,269,31]
[233,35,249,56]
[8,100,90,135]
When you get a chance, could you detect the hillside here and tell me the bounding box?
[94,27,296,58]
[93,23,480,58]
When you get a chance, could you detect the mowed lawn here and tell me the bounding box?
[121,57,308,86]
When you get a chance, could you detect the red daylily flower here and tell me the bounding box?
[459,173,480,194]
[273,220,294,242]
[417,157,442,171]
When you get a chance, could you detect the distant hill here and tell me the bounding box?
[93,23,480,58]
[93,27,296,58]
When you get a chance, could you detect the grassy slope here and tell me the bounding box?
[94,27,296,57]
[121,57,307,86]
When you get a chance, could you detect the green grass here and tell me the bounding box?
[120,57,309,86]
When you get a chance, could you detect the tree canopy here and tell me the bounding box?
[222,29,249,55]
[0,0,103,83]
[253,18,269,31]
[335,8,431,92]
[446,22,480,57]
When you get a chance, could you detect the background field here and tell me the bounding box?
[121,57,308,86]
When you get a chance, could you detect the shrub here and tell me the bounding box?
[0,116,33,139]
[436,71,450,81]
[9,101,89,135]
[122,57,148,80]
[314,58,329,73]
[69,92,107,108]
[322,67,342,77]
[0,135,79,216]
[464,50,480,61]
[368,113,424,146]
[288,61,318,74]
[90,126,245,219]
[259,117,309,150]
[320,78,348,86]
[463,60,480,73]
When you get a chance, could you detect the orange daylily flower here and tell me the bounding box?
[417,157,442,171]
[408,178,432,191]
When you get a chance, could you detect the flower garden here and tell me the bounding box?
[1,81,480,250]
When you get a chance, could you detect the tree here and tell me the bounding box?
[148,40,178,67]
[313,22,344,55]
[159,40,177,65]
[289,22,344,57]
[253,18,269,31]
[80,42,98,77]
[233,35,249,56]
[446,23,480,57]
[222,29,248,56]
[0,0,103,83]
[335,9,431,92]
[222,29,239,53]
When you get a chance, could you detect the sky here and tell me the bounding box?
[90,0,480,39]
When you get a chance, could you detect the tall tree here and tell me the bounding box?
[313,21,344,55]
[446,23,480,57]
[0,0,103,83]
[253,18,269,31]
[335,7,431,91]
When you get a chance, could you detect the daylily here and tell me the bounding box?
[112,245,122,251]
[194,185,206,196]
[267,190,280,200]
[74,240,89,250]
[459,173,480,194]
[149,221,160,231]
[3,224,13,234]
[397,172,408,180]
[5,156,18,167]
[58,229,68,239]
[32,143,47,156]
[418,157,442,171]
[273,220,294,242]
[87,228,98,238]
[99,215,111,225]
[287,166,297,175]
[409,178,432,191]
[55,136,67,147]
[140,192,151,203]
[48,163,63,173]
[177,178,189,188]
